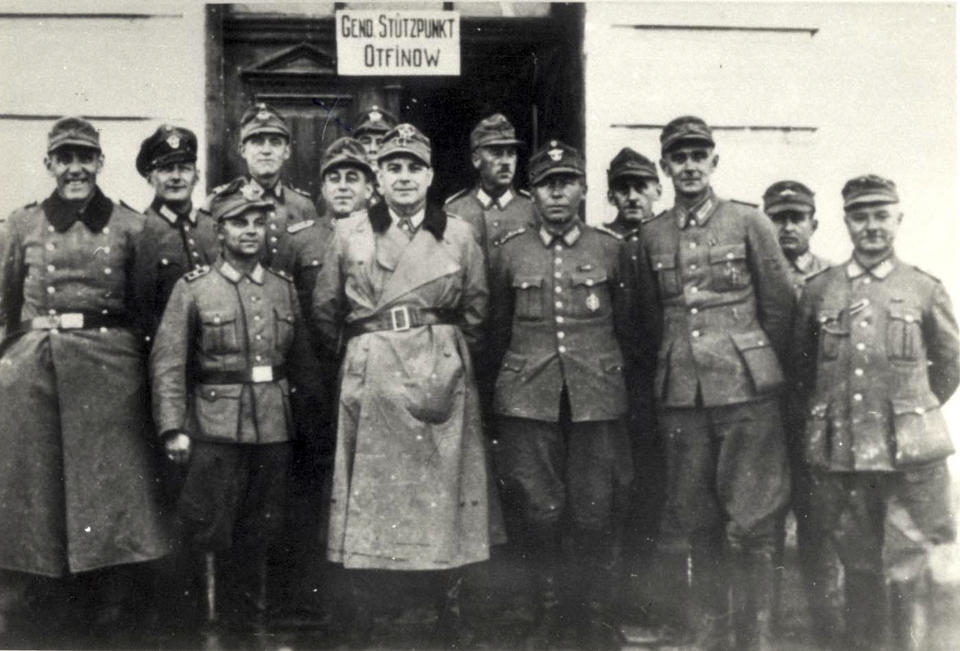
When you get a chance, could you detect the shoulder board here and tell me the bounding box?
[287,219,315,234]
[594,225,624,240]
[23,200,38,209]
[445,211,464,221]
[911,265,942,283]
[493,226,527,247]
[118,200,143,214]
[184,265,211,282]
[268,268,294,283]
[288,185,312,199]
[804,266,833,283]
[517,188,531,199]
[645,209,669,224]
[730,199,759,209]
[444,188,470,206]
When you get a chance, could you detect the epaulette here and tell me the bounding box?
[444,188,470,205]
[268,268,294,283]
[595,224,624,241]
[184,265,211,282]
[730,199,759,208]
[645,209,669,224]
[493,226,527,247]
[287,219,315,234]
[803,266,833,283]
[288,185,312,199]
[445,211,464,221]
[517,188,532,199]
[21,200,38,210]
[119,200,143,214]
[912,265,942,283]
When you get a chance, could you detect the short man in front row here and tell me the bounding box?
[761,179,839,640]
[150,182,319,629]
[312,123,495,645]
[487,140,634,649]
[444,113,536,251]
[793,175,958,650]
[635,116,795,649]
[604,147,662,240]
[0,117,172,638]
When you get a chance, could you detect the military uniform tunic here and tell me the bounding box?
[444,186,536,251]
[635,190,795,542]
[793,255,958,578]
[0,189,173,576]
[141,199,218,336]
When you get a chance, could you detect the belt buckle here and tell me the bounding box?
[389,306,411,331]
[251,366,274,383]
[59,313,84,329]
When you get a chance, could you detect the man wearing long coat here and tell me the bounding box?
[312,123,493,644]
[0,117,172,635]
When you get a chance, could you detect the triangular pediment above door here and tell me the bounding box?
[241,42,336,79]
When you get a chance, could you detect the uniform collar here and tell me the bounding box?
[42,186,113,233]
[846,255,896,280]
[368,200,447,240]
[476,187,514,210]
[676,188,716,229]
[389,206,426,229]
[151,197,196,225]
[539,221,581,247]
[218,259,265,285]
[792,251,816,274]
[249,177,284,203]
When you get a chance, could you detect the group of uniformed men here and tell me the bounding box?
[0,103,955,651]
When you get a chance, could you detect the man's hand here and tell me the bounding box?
[164,432,191,465]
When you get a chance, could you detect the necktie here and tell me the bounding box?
[397,216,415,238]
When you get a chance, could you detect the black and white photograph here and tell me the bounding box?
[0,2,957,650]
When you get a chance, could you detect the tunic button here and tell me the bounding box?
[689,242,697,249]
[586,279,594,286]
[104,267,112,275]
[690,307,698,315]
[853,393,863,402]
[555,301,563,309]
[554,286,562,294]
[521,282,529,289]
[102,227,110,235]
[46,264,55,273]
[46,286,55,294]
[854,368,864,376]
[160,258,169,266]
[556,316,564,324]
[690,286,699,294]
[270,236,278,243]
[48,309,57,316]
[554,245,562,252]
[213,316,221,324]
[692,330,701,338]
[47,225,55,232]
[554,258,562,265]
[554,272,561,279]
[859,320,868,328]
[192,251,201,258]
[856,343,866,351]
[863,277,871,284]
[254,315,262,321]
[101,309,108,315]
[905,315,914,323]
[558,345,567,353]
[256,335,263,341]
[726,252,735,260]
[270,224,278,231]
[656,262,663,269]
[46,243,55,251]
[188,238,195,245]
[103,246,111,254]
[271,248,278,254]
[689,264,697,270]
[557,331,565,339]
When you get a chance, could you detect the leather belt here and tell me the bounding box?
[22,313,133,331]
[345,306,452,339]
[199,365,286,384]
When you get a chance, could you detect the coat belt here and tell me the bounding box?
[22,313,133,331]
[345,306,454,339]
[199,365,286,384]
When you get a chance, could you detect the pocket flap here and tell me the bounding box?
[708,243,747,264]
[891,395,941,415]
[199,309,237,326]
[817,307,844,325]
[602,356,624,373]
[888,305,921,324]
[274,307,296,324]
[512,275,544,289]
[572,271,608,287]
[651,253,676,271]
[730,330,772,352]
[197,384,244,401]
[500,351,527,372]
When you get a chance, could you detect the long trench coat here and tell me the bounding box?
[0,191,173,577]
[312,202,495,570]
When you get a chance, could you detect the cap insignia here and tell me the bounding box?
[548,148,563,162]
[369,110,382,122]
[256,109,271,122]
[241,183,263,201]
[166,134,181,150]
[780,188,796,196]
[397,124,416,141]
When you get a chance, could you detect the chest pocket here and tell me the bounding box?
[199,309,240,355]
[887,304,923,361]
[512,275,544,321]
[651,253,681,297]
[818,307,848,360]
[570,270,611,318]
[708,243,750,292]
[273,307,296,351]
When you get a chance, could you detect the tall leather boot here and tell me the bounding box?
[843,570,886,650]
[731,550,775,651]
[434,568,476,649]
[890,571,930,651]
[687,536,731,651]
[806,545,844,649]
[574,528,625,650]
[525,527,563,650]
[220,546,268,632]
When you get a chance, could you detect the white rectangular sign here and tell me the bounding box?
[336,10,460,76]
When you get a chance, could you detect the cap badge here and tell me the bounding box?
[397,124,416,141]
[256,109,271,122]
[241,183,263,201]
[369,110,382,122]
[780,188,796,196]
[166,134,181,150]
[548,148,564,162]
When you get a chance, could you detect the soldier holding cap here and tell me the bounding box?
[203,102,319,269]
[312,122,494,646]
[632,115,795,649]
[605,147,662,240]
[150,181,319,631]
[0,116,173,637]
[761,178,840,640]
[136,124,218,337]
[352,104,397,163]
[487,139,636,649]
[793,175,959,650]
[444,113,536,251]
[762,180,830,297]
